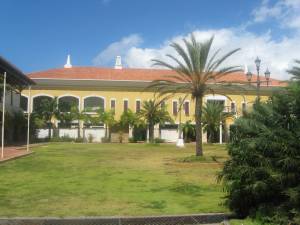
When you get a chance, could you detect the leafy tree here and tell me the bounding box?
[138,99,173,142]
[218,83,300,224]
[149,34,241,155]
[34,96,60,138]
[202,101,232,143]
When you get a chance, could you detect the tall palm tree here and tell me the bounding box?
[34,96,60,138]
[202,101,232,143]
[138,99,173,142]
[149,34,241,155]
[287,59,300,81]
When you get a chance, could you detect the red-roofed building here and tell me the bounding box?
[21,56,286,143]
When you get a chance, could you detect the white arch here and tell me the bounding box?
[31,94,55,113]
[82,95,106,111]
[58,94,81,111]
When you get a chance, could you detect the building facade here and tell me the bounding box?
[21,57,284,143]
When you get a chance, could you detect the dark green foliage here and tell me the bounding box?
[219,84,300,224]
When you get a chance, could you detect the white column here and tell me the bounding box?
[128,125,133,138]
[219,121,223,144]
[146,124,149,143]
[27,86,31,152]
[201,122,207,143]
[1,72,7,159]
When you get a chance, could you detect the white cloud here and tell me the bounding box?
[93,1,300,80]
[123,28,299,80]
[252,0,300,28]
[93,34,143,66]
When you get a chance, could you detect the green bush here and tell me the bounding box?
[74,137,84,143]
[101,137,110,143]
[219,83,300,224]
[50,135,74,142]
[154,138,165,143]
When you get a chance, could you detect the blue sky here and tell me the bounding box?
[1,0,300,79]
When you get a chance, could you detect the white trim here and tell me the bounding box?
[82,95,106,111]
[58,94,81,111]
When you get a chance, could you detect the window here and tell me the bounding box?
[110,99,116,114]
[124,99,128,112]
[84,96,104,112]
[231,102,236,113]
[58,96,79,112]
[20,95,28,112]
[33,95,53,112]
[242,102,247,113]
[136,100,141,113]
[161,101,166,109]
[184,101,190,116]
[173,101,178,116]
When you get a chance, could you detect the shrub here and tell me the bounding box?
[75,137,84,143]
[128,137,137,143]
[219,85,300,225]
[88,134,94,143]
[101,137,110,143]
[154,138,165,143]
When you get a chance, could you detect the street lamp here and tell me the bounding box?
[245,57,271,101]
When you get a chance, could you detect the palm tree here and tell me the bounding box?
[34,96,60,138]
[98,109,115,140]
[182,120,195,142]
[202,101,232,143]
[149,34,241,155]
[287,59,300,81]
[138,99,173,142]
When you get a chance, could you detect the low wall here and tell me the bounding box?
[160,129,178,142]
[83,128,105,142]
[37,129,52,139]
[59,129,78,139]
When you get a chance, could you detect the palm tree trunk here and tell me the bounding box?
[48,122,51,139]
[105,124,108,139]
[195,96,203,156]
[149,123,154,142]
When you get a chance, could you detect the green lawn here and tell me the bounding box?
[0,143,228,217]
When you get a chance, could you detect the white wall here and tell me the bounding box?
[160,129,178,142]
[59,129,78,139]
[37,129,52,139]
[84,128,105,142]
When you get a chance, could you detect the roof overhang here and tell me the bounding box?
[0,56,35,87]
[31,78,284,95]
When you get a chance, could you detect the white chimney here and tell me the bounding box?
[64,54,72,68]
[114,56,122,69]
[244,64,248,74]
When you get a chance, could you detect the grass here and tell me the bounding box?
[230,218,266,225]
[0,142,228,217]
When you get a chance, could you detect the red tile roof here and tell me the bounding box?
[28,67,286,87]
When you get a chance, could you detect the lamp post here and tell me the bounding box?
[245,57,271,101]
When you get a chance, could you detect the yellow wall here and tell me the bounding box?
[22,88,269,125]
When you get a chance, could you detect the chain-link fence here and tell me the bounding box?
[0,213,229,225]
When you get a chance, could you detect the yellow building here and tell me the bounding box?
[21,56,284,143]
